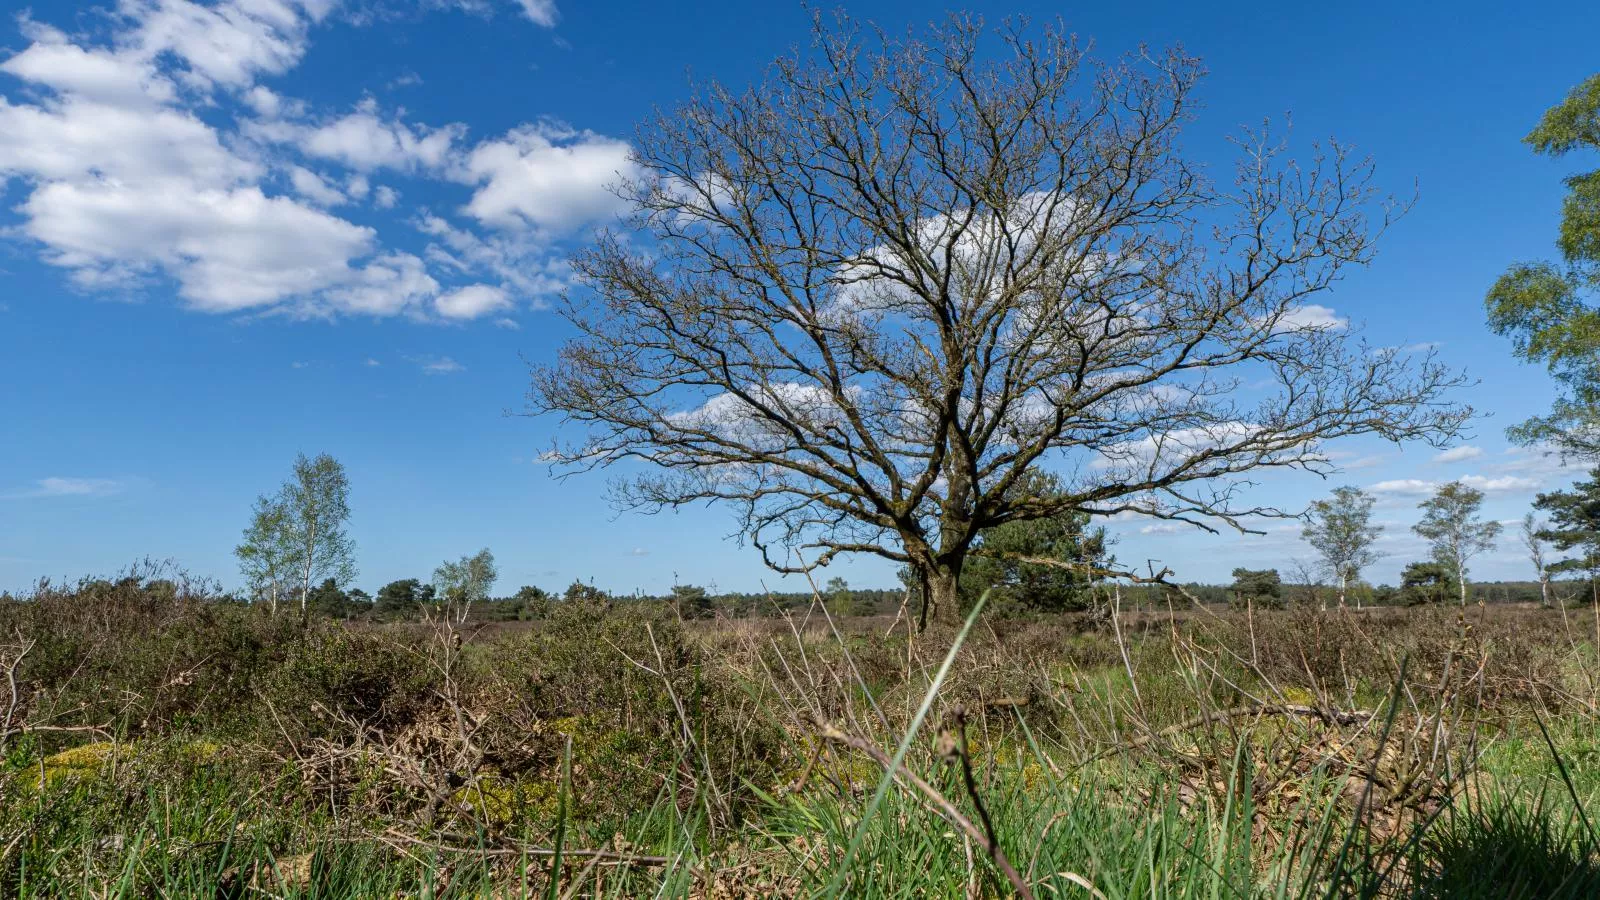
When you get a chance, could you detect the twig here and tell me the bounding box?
[814,717,1036,900]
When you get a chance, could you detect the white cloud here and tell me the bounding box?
[0,95,258,185]
[1139,523,1183,536]
[6,477,127,499]
[435,283,511,320]
[417,213,570,297]
[288,165,345,206]
[515,0,560,26]
[628,547,650,557]
[494,316,520,329]
[415,355,465,374]
[254,99,464,172]
[365,357,381,366]
[1369,479,1437,496]
[0,1,626,321]
[322,252,439,316]
[0,31,175,106]
[1459,475,1540,494]
[126,0,329,90]
[243,85,282,117]
[458,123,633,231]
[1371,474,1541,497]
[1432,446,1483,464]
[1273,304,1347,332]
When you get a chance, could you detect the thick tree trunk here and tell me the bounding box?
[913,560,964,631]
[927,568,962,627]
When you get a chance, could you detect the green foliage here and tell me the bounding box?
[1413,481,1502,604]
[1401,560,1455,605]
[1534,467,1600,584]
[1487,73,1600,456]
[372,578,433,620]
[669,583,712,619]
[958,471,1108,613]
[432,547,498,621]
[1302,485,1382,595]
[823,576,861,616]
[1229,567,1283,608]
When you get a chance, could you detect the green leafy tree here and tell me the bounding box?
[1485,74,1600,458]
[432,548,498,624]
[1533,468,1600,606]
[1302,486,1382,609]
[235,493,296,616]
[1413,481,1503,607]
[822,576,859,616]
[563,581,609,607]
[1229,568,1283,608]
[670,583,713,620]
[507,585,551,620]
[374,578,432,621]
[282,453,356,622]
[306,578,352,619]
[958,471,1109,614]
[1400,560,1454,606]
[236,452,355,622]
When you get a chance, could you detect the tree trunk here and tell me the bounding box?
[300,520,318,625]
[1540,576,1550,609]
[1457,560,1468,608]
[914,559,964,631]
[1338,573,1348,610]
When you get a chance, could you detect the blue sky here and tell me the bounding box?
[1,0,1597,596]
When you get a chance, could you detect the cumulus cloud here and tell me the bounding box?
[1273,304,1347,332]
[1369,479,1438,496]
[457,123,633,231]
[1371,474,1541,497]
[435,283,511,320]
[0,1,629,321]
[515,0,560,27]
[1459,475,1540,494]
[1432,446,1484,464]
[288,166,346,206]
[251,99,465,172]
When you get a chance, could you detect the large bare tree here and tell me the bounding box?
[530,15,1469,625]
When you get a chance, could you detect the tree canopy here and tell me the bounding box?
[1413,481,1502,607]
[530,14,1468,625]
[1485,73,1600,458]
[1302,486,1382,608]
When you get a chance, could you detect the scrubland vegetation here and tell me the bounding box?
[4,7,1597,896]
[5,568,1600,897]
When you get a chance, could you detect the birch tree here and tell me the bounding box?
[432,548,498,624]
[1413,481,1501,607]
[1522,511,1552,608]
[1302,486,1382,609]
[235,493,296,616]
[530,13,1470,626]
